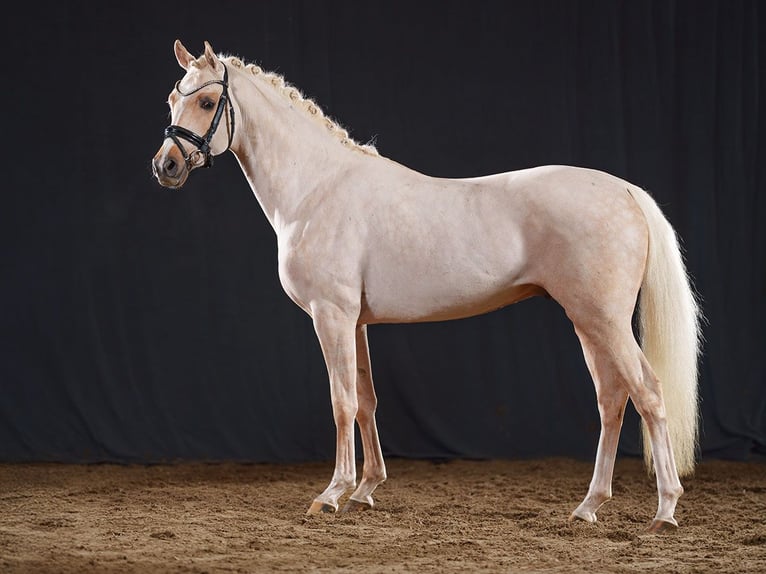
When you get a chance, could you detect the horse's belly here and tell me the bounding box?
[359,273,544,324]
[357,212,536,323]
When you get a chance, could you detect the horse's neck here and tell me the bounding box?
[230,75,363,233]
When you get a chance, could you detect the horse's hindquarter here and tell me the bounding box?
[512,166,650,320]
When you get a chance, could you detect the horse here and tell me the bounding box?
[152,40,702,533]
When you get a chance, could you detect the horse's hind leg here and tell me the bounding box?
[572,324,683,530]
[633,351,685,532]
[570,325,629,523]
[342,324,387,512]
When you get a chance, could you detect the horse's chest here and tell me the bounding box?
[276,247,314,312]
[276,236,360,315]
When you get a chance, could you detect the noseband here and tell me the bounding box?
[164,64,235,170]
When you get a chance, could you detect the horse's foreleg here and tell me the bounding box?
[342,324,387,512]
[306,305,359,515]
[571,329,629,523]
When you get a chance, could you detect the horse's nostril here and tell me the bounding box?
[164,158,178,177]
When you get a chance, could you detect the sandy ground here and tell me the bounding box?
[0,456,764,573]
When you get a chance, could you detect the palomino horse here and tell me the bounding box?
[152,40,702,532]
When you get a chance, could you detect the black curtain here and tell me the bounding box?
[2,0,763,463]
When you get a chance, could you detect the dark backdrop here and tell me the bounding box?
[2,1,763,464]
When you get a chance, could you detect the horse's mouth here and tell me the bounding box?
[154,172,186,189]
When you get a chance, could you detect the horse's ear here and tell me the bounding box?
[174,39,195,70]
[203,41,222,73]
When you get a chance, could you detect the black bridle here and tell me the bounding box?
[164,64,235,169]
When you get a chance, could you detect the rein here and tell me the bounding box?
[164,63,235,169]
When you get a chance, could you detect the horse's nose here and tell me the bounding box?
[153,155,179,179]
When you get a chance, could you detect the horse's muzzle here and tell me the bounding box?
[152,146,188,189]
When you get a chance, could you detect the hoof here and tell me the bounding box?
[646,519,678,534]
[341,499,372,513]
[306,500,336,515]
[569,510,597,524]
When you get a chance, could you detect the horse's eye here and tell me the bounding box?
[200,98,215,111]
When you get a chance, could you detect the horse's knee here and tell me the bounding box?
[356,394,377,419]
[332,398,358,427]
[355,373,378,420]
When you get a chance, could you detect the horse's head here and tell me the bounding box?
[152,40,236,189]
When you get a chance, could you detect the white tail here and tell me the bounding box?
[629,186,703,477]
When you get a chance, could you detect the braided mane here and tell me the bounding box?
[191,54,378,156]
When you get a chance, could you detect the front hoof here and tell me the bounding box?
[306,500,337,515]
[646,519,678,534]
[341,499,373,513]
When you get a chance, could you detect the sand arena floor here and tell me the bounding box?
[0,456,764,573]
